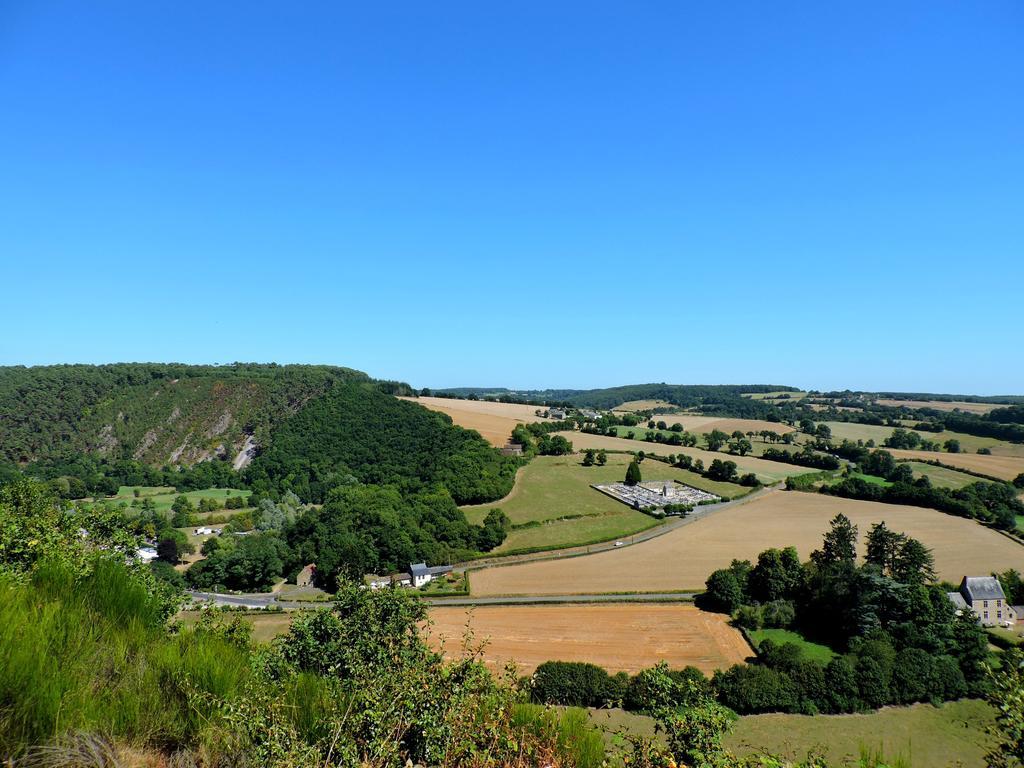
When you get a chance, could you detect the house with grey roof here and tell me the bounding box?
[410,562,453,588]
[948,576,1017,626]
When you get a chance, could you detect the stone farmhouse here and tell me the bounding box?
[948,576,1019,627]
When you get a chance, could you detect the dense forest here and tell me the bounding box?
[245,382,518,505]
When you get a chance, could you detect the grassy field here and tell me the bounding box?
[557,432,814,484]
[397,396,549,447]
[727,700,995,767]
[470,490,1024,596]
[462,454,746,554]
[587,700,994,767]
[905,461,984,489]
[819,422,1024,458]
[848,472,892,487]
[886,449,1024,482]
[428,604,752,675]
[91,485,252,515]
[747,628,836,664]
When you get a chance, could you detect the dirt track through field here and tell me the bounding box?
[427,604,751,674]
[470,490,1024,596]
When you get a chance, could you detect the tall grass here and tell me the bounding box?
[0,557,251,760]
[512,704,605,768]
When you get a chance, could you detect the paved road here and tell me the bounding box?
[187,591,324,610]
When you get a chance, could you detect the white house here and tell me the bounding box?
[410,562,453,588]
[135,546,159,563]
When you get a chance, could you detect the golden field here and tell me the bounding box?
[399,396,547,447]
[427,603,751,675]
[469,490,1024,596]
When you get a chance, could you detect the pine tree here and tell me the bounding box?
[812,513,858,568]
[625,460,642,486]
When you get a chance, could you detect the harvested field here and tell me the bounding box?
[555,431,812,483]
[888,449,1024,482]
[398,396,546,447]
[427,604,751,675]
[877,398,1007,414]
[611,399,677,412]
[470,490,1024,596]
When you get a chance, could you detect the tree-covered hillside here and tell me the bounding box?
[246,382,518,504]
[0,363,367,465]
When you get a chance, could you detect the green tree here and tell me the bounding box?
[944,439,962,453]
[987,648,1024,768]
[582,449,595,466]
[702,569,743,613]
[748,547,803,603]
[596,450,607,466]
[625,460,642,486]
[865,521,904,575]
[893,536,935,585]
[812,513,858,568]
[1013,473,1024,489]
[703,429,728,451]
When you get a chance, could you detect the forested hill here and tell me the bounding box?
[0,363,368,466]
[245,383,518,504]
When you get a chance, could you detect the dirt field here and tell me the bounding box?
[877,399,1006,414]
[555,431,810,483]
[427,604,751,675]
[887,449,1024,482]
[399,396,547,447]
[470,490,1024,596]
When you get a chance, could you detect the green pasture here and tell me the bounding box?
[91,486,252,515]
[747,628,836,664]
[906,461,983,490]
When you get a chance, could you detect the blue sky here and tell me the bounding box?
[1,3,1021,393]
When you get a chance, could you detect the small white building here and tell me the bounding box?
[135,546,159,563]
[410,562,453,588]
[194,526,213,536]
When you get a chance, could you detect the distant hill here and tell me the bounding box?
[434,383,799,412]
[0,363,367,466]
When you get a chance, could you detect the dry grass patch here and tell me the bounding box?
[427,604,750,675]
[398,396,547,447]
[470,490,1024,596]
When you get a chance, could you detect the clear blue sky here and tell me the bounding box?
[1,3,1021,394]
